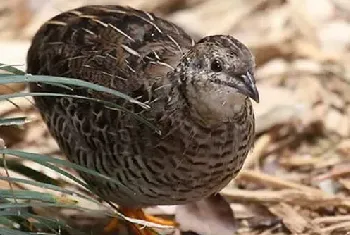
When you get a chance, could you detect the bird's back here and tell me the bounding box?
[27,5,194,93]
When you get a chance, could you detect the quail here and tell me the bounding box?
[27,5,259,234]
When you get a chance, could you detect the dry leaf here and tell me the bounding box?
[175,194,237,235]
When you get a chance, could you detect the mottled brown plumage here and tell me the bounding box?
[27,5,259,207]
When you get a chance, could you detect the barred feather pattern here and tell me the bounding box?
[27,5,255,206]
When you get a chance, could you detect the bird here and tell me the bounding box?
[27,4,259,235]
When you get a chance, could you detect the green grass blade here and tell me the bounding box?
[0,202,113,224]
[0,92,158,132]
[0,63,25,75]
[0,117,28,126]
[0,202,110,217]
[0,190,61,203]
[0,228,35,235]
[0,217,15,227]
[1,154,90,189]
[0,62,70,89]
[0,211,87,235]
[0,202,170,230]
[0,176,100,205]
[0,159,60,186]
[0,74,148,108]
[0,149,136,196]
[0,202,79,210]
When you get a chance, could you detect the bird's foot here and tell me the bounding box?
[104,207,176,235]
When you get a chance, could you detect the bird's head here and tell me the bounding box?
[174,35,259,123]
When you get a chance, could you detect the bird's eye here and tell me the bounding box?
[210,59,223,72]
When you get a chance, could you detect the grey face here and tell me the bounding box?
[180,35,259,103]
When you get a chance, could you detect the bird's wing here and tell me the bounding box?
[27,5,194,99]
[26,5,195,169]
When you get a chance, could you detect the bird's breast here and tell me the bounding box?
[129,114,247,205]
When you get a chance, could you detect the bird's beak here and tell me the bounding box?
[237,72,259,103]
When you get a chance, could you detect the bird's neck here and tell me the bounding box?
[171,83,250,127]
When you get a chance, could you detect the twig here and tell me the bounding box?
[243,134,272,170]
[321,221,350,233]
[313,215,350,224]
[221,188,350,208]
[237,170,323,194]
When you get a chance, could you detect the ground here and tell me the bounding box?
[1,0,350,234]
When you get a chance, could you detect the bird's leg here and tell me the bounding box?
[132,208,176,226]
[104,213,152,235]
[103,207,176,235]
[103,217,120,233]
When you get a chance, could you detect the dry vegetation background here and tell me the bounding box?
[1,0,350,234]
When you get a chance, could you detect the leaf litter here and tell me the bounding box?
[1,0,350,234]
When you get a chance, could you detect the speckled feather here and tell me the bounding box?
[27,5,256,207]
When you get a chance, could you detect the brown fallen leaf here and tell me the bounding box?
[175,194,237,235]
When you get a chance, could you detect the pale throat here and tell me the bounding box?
[188,88,247,124]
